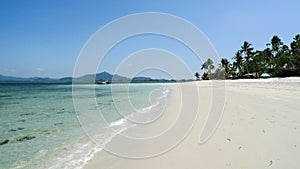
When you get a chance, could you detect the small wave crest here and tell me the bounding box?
[50,85,170,169]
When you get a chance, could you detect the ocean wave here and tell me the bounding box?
[49,85,170,169]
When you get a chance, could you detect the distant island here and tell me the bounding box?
[0,72,182,83]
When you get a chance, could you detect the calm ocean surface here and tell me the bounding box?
[0,83,169,169]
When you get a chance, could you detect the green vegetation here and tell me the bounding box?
[194,72,200,80]
[195,34,300,80]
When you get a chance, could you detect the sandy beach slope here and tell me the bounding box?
[83,78,300,169]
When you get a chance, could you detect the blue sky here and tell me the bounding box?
[0,0,299,78]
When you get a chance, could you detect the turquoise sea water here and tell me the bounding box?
[0,83,169,169]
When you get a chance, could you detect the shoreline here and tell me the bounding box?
[82,78,300,169]
[73,84,173,168]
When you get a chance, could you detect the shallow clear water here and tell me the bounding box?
[0,83,169,169]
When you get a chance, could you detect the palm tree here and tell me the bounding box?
[221,58,229,69]
[219,33,300,78]
[260,44,275,70]
[290,34,300,72]
[240,41,254,74]
[241,41,254,60]
[273,44,296,75]
[201,58,215,74]
[253,50,267,74]
[232,51,243,76]
[202,72,210,80]
[264,47,273,64]
[271,35,283,57]
[221,58,230,78]
[252,50,265,77]
[270,36,284,76]
[194,72,200,80]
[291,40,300,58]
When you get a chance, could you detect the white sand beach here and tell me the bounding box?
[83,78,300,169]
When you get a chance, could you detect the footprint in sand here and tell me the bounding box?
[269,160,273,166]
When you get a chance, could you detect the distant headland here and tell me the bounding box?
[0,72,183,83]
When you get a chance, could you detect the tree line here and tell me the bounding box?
[195,34,300,80]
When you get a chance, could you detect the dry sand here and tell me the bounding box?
[83,78,300,169]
